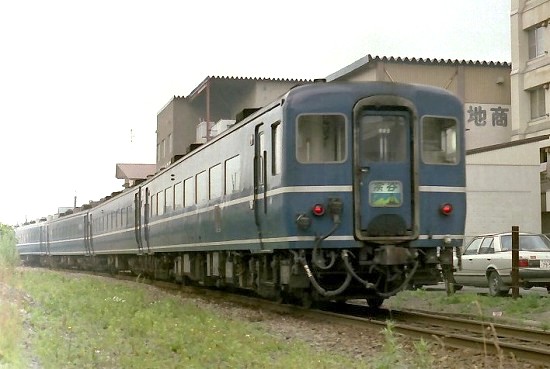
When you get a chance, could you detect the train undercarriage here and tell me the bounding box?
[25,244,451,308]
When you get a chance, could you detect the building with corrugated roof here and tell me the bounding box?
[155,76,310,172]
[327,55,512,151]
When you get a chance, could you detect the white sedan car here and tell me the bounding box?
[452,232,550,296]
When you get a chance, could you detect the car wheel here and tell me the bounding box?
[488,271,509,297]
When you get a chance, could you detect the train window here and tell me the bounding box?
[165,187,173,213]
[422,117,459,164]
[127,206,133,225]
[225,155,241,194]
[184,177,194,207]
[361,115,407,162]
[209,164,222,199]
[158,191,165,216]
[297,114,346,163]
[151,194,157,217]
[257,130,265,185]
[272,122,282,174]
[196,171,208,203]
[174,182,183,209]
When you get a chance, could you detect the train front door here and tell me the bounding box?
[353,109,417,241]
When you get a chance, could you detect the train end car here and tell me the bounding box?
[17,81,466,308]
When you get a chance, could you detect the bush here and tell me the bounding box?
[0,224,19,268]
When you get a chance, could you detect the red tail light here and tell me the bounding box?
[440,203,453,215]
[518,259,529,268]
[312,204,326,216]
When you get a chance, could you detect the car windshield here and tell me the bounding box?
[500,235,550,251]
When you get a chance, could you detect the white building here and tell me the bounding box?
[511,0,550,231]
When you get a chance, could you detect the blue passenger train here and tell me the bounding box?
[16,81,466,307]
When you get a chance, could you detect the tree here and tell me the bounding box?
[0,224,19,267]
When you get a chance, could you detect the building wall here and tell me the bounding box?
[156,97,200,172]
[331,58,511,150]
[156,79,305,171]
[383,62,461,93]
[465,142,542,242]
[156,99,175,172]
[511,0,550,229]
[511,0,550,139]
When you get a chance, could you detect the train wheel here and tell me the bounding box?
[366,296,384,309]
[301,291,313,309]
[274,290,287,304]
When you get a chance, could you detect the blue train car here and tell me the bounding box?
[16,81,465,307]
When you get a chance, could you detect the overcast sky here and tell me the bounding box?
[0,0,510,226]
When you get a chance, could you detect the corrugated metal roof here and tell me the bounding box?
[187,76,312,98]
[326,54,511,82]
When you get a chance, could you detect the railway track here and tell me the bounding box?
[337,303,550,364]
[61,269,550,365]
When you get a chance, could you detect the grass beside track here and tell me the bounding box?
[10,269,367,369]
[0,224,23,368]
[387,287,550,330]
[2,268,439,369]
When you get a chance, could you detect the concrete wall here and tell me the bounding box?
[465,141,542,243]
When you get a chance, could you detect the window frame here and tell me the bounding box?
[225,155,241,195]
[530,86,546,120]
[209,163,222,199]
[421,115,460,165]
[296,113,347,164]
[528,25,545,59]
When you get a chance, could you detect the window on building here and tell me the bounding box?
[225,155,241,194]
[209,164,222,199]
[297,114,346,163]
[167,133,172,158]
[528,25,545,59]
[530,87,546,119]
